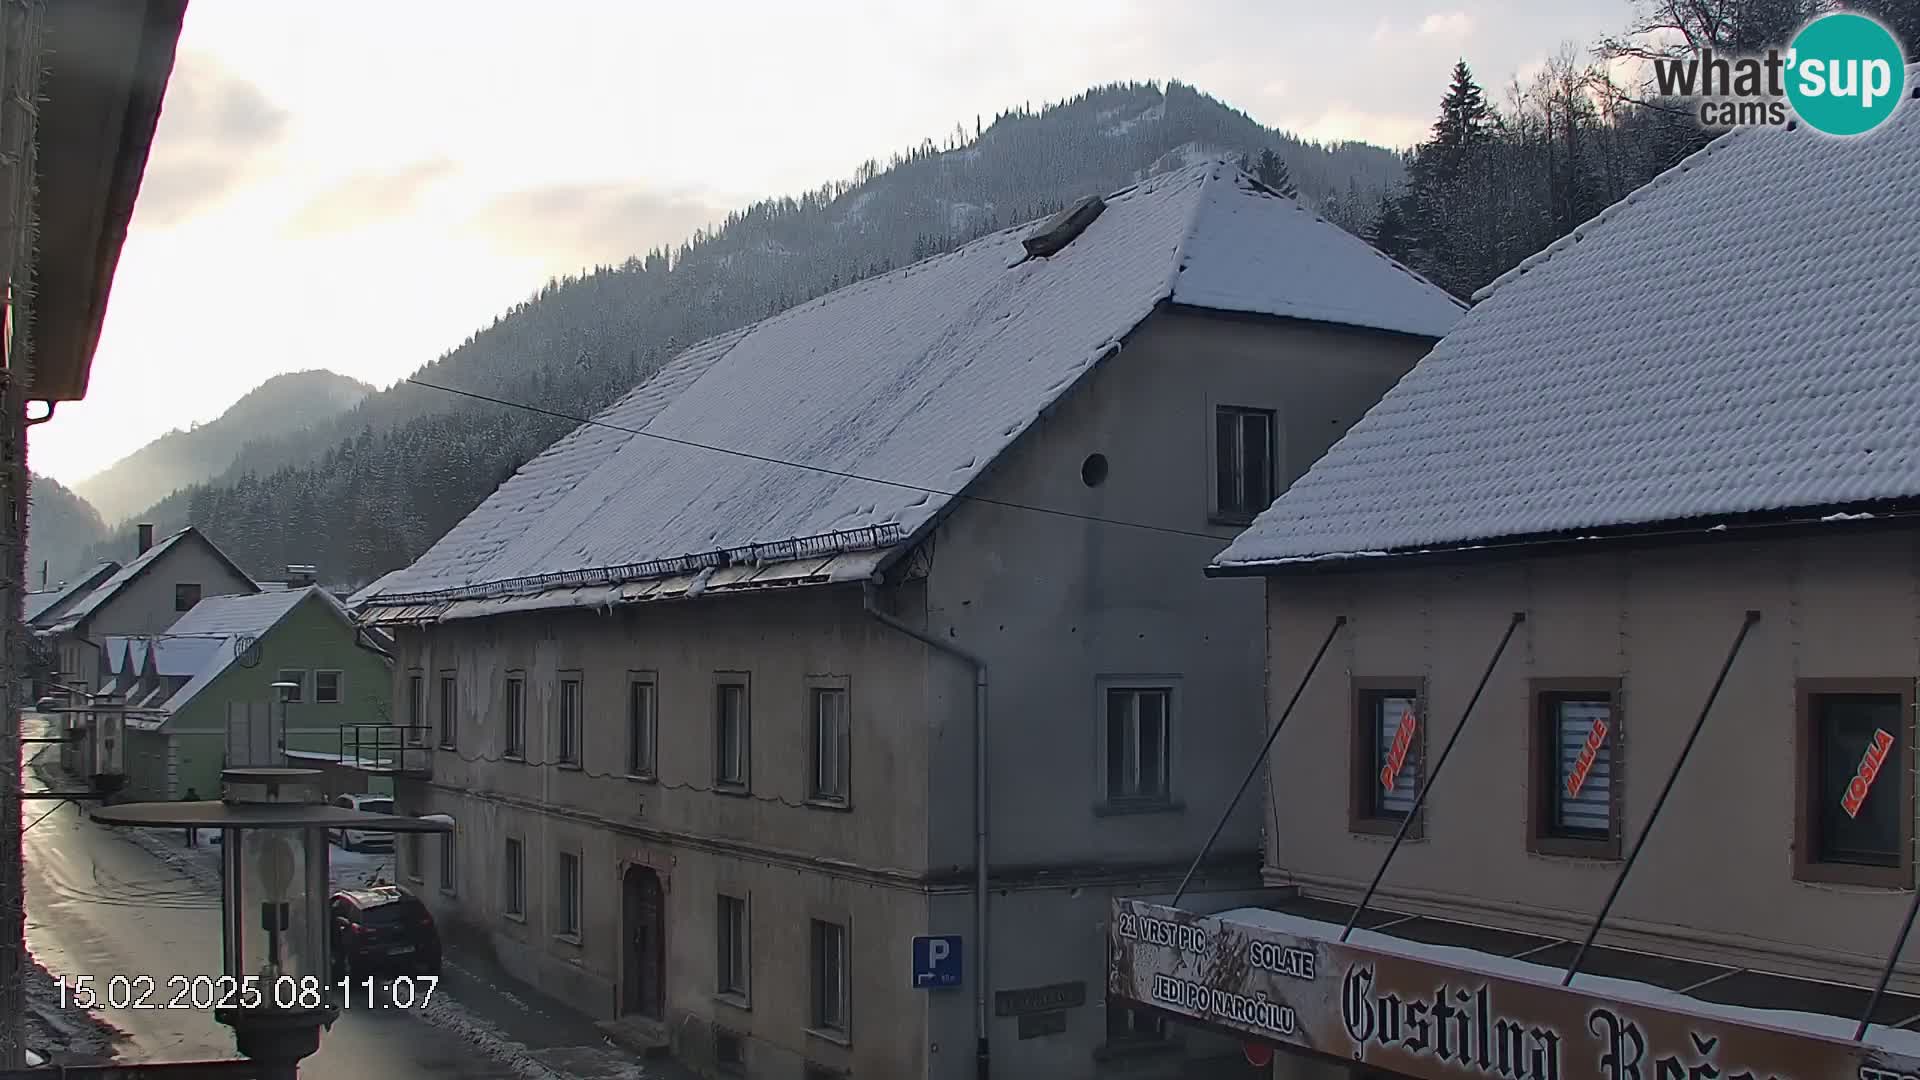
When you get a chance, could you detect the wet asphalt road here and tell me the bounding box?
[20,726,526,1078]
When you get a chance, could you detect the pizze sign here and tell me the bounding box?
[1109,900,1920,1080]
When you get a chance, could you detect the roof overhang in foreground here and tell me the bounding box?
[26,0,187,403]
[1208,502,1920,578]
[1111,890,1920,1079]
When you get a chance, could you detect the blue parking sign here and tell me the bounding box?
[912,935,962,988]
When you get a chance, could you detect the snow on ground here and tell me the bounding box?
[22,956,121,1065]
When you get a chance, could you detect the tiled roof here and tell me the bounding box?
[1216,78,1920,568]
[367,161,1463,606]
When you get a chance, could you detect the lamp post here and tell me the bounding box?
[89,768,450,1078]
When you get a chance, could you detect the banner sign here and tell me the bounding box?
[1109,899,1920,1080]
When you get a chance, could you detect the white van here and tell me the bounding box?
[328,793,395,851]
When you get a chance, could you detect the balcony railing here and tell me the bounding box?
[337,723,432,778]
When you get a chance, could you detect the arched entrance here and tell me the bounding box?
[621,866,664,1018]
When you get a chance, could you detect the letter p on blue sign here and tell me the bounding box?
[913,935,963,989]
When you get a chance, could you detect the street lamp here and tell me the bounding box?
[90,768,450,1078]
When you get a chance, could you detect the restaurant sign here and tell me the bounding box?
[1109,899,1920,1080]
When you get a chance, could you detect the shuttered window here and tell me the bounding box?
[1369,693,1420,818]
[1548,695,1614,836]
[1796,679,1914,889]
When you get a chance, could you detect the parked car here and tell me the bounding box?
[328,793,394,851]
[329,885,440,978]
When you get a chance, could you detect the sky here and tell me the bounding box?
[30,0,1623,488]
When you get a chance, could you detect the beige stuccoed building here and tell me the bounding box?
[357,160,1464,1079]
[1108,77,1920,1080]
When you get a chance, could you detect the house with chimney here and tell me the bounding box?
[357,161,1464,1080]
[1108,71,1920,1080]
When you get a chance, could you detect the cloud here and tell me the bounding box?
[286,158,456,235]
[132,52,289,227]
[470,183,726,266]
[1420,11,1474,38]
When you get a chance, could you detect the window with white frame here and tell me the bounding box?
[438,673,457,749]
[627,674,656,778]
[503,837,524,917]
[314,670,342,704]
[407,674,425,744]
[558,674,583,766]
[1213,404,1276,521]
[715,677,749,789]
[504,674,526,759]
[276,669,306,704]
[556,852,581,938]
[717,893,749,998]
[809,918,848,1034]
[809,684,849,805]
[1104,686,1172,805]
[439,828,457,894]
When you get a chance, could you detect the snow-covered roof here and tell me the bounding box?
[25,561,121,628]
[48,528,257,633]
[155,587,369,716]
[150,637,224,678]
[365,161,1462,610]
[1216,78,1920,570]
[346,570,405,610]
[165,588,309,638]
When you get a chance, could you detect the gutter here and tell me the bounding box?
[861,583,991,1080]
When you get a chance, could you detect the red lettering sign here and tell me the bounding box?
[1380,707,1417,793]
[1841,728,1895,819]
[1565,718,1610,800]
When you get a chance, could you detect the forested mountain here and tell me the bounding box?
[80,80,1409,583]
[25,475,105,587]
[74,369,372,523]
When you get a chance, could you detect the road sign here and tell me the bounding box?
[1244,1042,1275,1067]
[912,935,962,988]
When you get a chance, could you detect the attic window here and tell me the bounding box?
[1022,195,1106,258]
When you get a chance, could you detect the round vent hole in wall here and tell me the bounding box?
[1081,453,1109,487]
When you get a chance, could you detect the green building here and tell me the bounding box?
[115,586,394,800]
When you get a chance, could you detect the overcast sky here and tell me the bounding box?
[30,0,1623,489]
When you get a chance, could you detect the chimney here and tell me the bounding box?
[285,564,317,588]
[137,523,154,554]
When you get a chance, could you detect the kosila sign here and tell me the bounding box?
[1380,706,1417,792]
[1843,728,1896,818]
[1108,899,1920,1080]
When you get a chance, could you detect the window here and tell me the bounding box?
[717,894,749,999]
[558,674,583,766]
[503,838,524,918]
[627,674,656,778]
[1104,686,1172,806]
[174,583,201,612]
[715,676,749,789]
[1351,679,1424,836]
[404,833,423,882]
[556,852,581,938]
[809,919,848,1035]
[1797,679,1915,887]
[438,673,457,750]
[809,684,849,805]
[439,828,457,895]
[1530,681,1622,859]
[1213,405,1276,522]
[713,1028,745,1073]
[314,670,342,704]
[407,674,425,744]
[276,670,306,704]
[503,674,526,759]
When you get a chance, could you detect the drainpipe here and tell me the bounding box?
[862,583,991,1080]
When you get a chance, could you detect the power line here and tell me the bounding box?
[406,378,1236,544]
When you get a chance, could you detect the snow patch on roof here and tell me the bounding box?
[1217,83,1920,568]
[369,161,1462,606]
[167,588,310,638]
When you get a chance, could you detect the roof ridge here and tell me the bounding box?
[1474,123,1759,302]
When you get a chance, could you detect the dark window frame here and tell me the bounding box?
[1349,676,1427,839]
[503,836,525,919]
[1527,679,1624,860]
[807,677,850,808]
[503,672,526,761]
[275,669,306,704]
[174,582,201,612]
[406,672,425,744]
[555,850,582,940]
[714,673,751,792]
[809,917,849,1037]
[1795,678,1916,889]
[1211,404,1278,525]
[1101,682,1176,809]
[627,671,658,780]
[439,826,458,895]
[314,669,343,704]
[556,671,584,768]
[717,892,750,1001]
[437,671,457,750]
